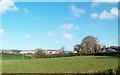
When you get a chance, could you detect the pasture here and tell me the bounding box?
[0,53,24,60]
[1,54,119,73]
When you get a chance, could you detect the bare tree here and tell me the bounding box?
[74,44,81,54]
[81,36,100,54]
[32,50,44,58]
[74,36,101,55]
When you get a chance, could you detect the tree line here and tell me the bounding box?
[31,35,120,59]
[74,36,120,56]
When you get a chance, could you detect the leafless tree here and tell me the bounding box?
[74,36,101,55]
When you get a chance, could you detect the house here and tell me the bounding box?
[106,48,116,52]
[20,50,37,54]
[35,49,64,54]
[73,51,77,53]
[42,50,63,54]
[63,51,71,54]
[1,50,9,53]
[0,50,2,53]
[20,51,28,54]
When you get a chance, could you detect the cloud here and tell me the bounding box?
[60,23,80,30]
[55,41,59,44]
[110,7,118,16]
[70,5,85,18]
[0,0,19,13]
[99,7,118,19]
[25,35,32,39]
[91,7,118,19]
[48,31,54,37]
[99,10,114,19]
[63,33,74,40]
[91,13,98,19]
[0,28,5,36]
[23,8,29,13]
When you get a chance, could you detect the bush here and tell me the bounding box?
[32,52,78,59]
[84,52,120,56]
[102,66,120,75]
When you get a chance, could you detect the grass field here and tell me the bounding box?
[1,53,119,73]
[0,53,24,60]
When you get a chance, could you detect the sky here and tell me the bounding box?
[0,0,119,51]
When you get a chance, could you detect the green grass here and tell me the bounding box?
[2,54,119,73]
[0,53,24,60]
[0,53,30,60]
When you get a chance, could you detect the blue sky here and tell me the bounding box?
[0,1,118,50]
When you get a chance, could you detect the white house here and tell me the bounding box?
[20,50,37,54]
[44,50,63,54]
[0,50,2,53]
[73,51,77,53]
